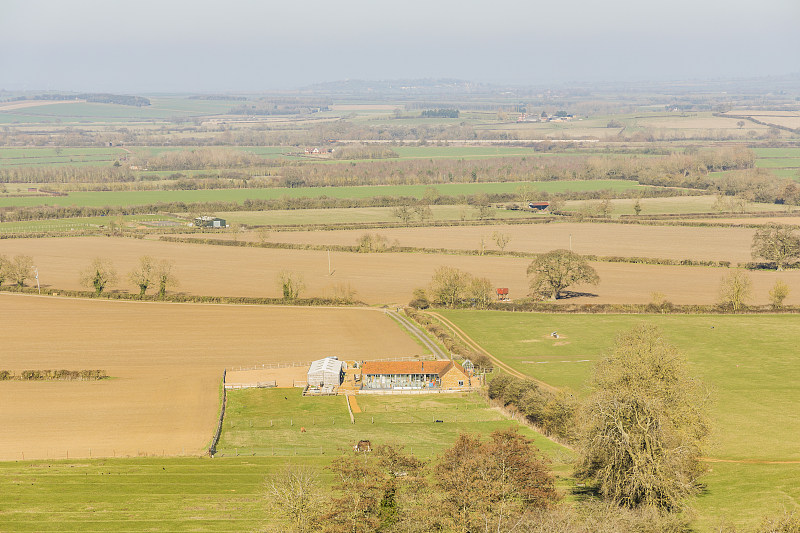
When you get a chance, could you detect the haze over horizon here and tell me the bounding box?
[1,0,799,93]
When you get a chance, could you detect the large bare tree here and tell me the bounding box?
[576,325,709,510]
[527,249,599,300]
[751,224,800,271]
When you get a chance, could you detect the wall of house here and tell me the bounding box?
[440,367,469,389]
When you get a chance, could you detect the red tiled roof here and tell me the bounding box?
[361,361,466,378]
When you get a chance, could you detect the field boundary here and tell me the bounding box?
[208,369,227,457]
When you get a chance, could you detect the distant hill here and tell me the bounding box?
[299,78,492,96]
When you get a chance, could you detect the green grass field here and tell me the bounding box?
[0,214,183,234]
[752,148,800,181]
[0,389,569,532]
[438,310,800,529]
[0,147,128,167]
[0,98,242,124]
[217,388,568,458]
[0,179,647,209]
[0,456,319,532]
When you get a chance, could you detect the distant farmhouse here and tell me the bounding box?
[360,361,471,391]
[193,216,227,228]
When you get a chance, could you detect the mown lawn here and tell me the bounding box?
[217,388,568,459]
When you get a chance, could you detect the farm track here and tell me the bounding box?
[386,309,448,360]
[423,310,558,393]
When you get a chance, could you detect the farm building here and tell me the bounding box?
[528,202,550,210]
[307,357,345,389]
[360,360,471,390]
[193,216,227,228]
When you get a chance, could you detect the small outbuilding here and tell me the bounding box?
[307,357,345,389]
[528,202,550,210]
[194,216,227,228]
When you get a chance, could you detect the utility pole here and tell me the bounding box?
[569,234,572,251]
[34,267,40,294]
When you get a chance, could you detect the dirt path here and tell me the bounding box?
[387,309,448,360]
[423,310,558,393]
[348,395,362,414]
[700,457,800,464]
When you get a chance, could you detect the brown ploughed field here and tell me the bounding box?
[0,294,424,461]
[248,223,758,264]
[2,237,799,306]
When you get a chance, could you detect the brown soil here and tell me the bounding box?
[225,367,308,388]
[257,223,759,263]
[0,100,84,111]
[2,236,799,305]
[679,216,800,226]
[0,294,424,461]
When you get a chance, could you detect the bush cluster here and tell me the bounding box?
[487,374,577,442]
[0,284,364,307]
[404,308,494,372]
[1,369,108,381]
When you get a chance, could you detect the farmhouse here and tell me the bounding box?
[193,216,227,228]
[360,360,471,390]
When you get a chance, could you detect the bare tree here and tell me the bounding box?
[154,259,178,298]
[0,254,9,286]
[751,224,800,271]
[467,276,494,309]
[392,204,413,224]
[428,266,469,308]
[265,465,322,533]
[577,325,709,510]
[718,270,752,311]
[8,255,35,287]
[128,255,155,297]
[492,231,510,252]
[527,249,599,300]
[278,270,305,300]
[256,226,271,244]
[769,280,790,309]
[414,204,433,222]
[79,257,118,296]
[356,233,389,253]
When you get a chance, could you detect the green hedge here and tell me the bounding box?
[0,285,365,307]
[1,369,108,381]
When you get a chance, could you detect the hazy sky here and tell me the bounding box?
[1,0,798,92]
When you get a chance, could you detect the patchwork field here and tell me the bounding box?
[3,236,800,306]
[438,311,800,529]
[0,294,425,461]
[262,222,759,263]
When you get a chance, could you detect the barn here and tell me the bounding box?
[528,202,550,210]
[194,216,227,228]
[360,360,471,390]
[307,357,345,389]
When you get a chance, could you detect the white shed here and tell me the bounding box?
[307,357,344,388]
